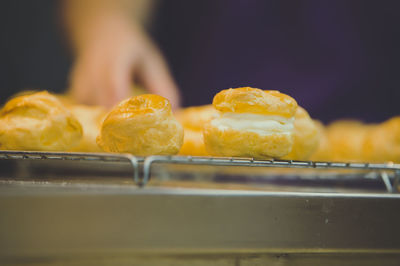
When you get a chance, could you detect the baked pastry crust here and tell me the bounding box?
[213,87,297,118]
[363,116,400,163]
[204,87,297,159]
[0,91,82,151]
[176,105,216,156]
[309,120,332,161]
[204,124,293,158]
[312,117,400,163]
[176,105,216,131]
[68,105,106,152]
[97,94,183,155]
[322,120,373,162]
[178,128,209,156]
[283,106,320,160]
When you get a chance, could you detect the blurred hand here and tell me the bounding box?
[68,15,180,109]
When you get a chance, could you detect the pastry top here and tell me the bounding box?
[380,116,400,134]
[293,105,309,120]
[97,94,183,155]
[1,91,74,118]
[107,94,170,118]
[213,87,297,118]
[0,91,81,131]
[101,94,172,130]
[176,105,217,131]
[0,91,82,151]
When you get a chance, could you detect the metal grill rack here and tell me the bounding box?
[0,150,142,183]
[0,150,399,192]
[143,155,400,192]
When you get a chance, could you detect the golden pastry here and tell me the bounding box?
[283,106,320,160]
[97,94,183,155]
[203,87,298,159]
[68,105,107,152]
[325,120,372,162]
[0,91,82,151]
[309,120,332,161]
[178,129,208,156]
[176,105,217,156]
[363,116,400,163]
[176,105,216,131]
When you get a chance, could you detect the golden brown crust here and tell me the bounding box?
[204,87,297,159]
[0,91,82,151]
[68,105,107,152]
[311,117,400,163]
[309,120,332,161]
[203,122,293,159]
[176,105,217,131]
[97,94,183,155]
[324,120,373,162]
[178,128,209,156]
[363,116,400,163]
[213,87,297,118]
[283,106,320,160]
[175,105,217,156]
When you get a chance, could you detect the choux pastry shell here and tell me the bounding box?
[204,87,298,159]
[309,120,332,161]
[363,116,400,163]
[176,105,217,156]
[68,105,107,152]
[325,120,373,162]
[97,94,183,155]
[283,106,320,160]
[0,91,82,151]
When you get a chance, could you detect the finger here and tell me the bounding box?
[138,48,181,109]
[98,57,132,108]
[69,52,105,106]
[68,58,95,105]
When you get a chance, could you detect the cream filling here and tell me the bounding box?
[210,112,294,135]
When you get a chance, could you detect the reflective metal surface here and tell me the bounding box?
[1,182,400,265]
[1,151,400,265]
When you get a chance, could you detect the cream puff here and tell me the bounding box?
[68,105,107,152]
[325,120,373,162]
[176,105,217,156]
[203,87,298,159]
[309,120,333,161]
[176,105,216,131]
[363,116,400,163]
[0,91,82,151]
[282,106,320,160]
[97,94,183,155]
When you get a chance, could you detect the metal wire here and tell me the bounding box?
[0,150,141,184]
[1,151,399,192]
[380,172,393,193]
[141,155,400,191]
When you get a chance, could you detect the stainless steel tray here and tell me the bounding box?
[1,151,400,265]
[1,183,400,265]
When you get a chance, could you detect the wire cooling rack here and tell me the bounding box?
[0,150,141,183]
[0,150,399,192]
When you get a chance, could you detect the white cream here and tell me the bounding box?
[211,112,294,135]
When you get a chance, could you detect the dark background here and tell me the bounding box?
[0,0,399,123]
